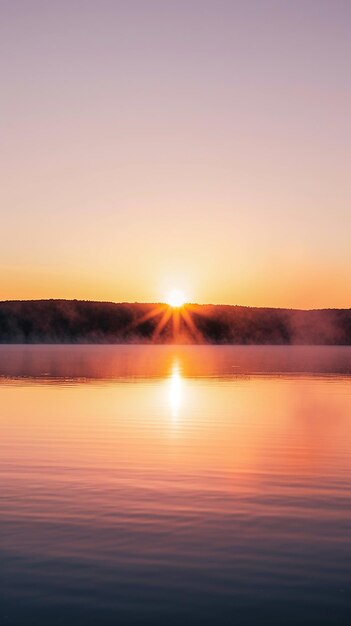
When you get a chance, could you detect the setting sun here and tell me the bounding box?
[167,290,186,308]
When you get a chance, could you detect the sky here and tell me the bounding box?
[1,0,350,308]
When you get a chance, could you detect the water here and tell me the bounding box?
[0,345,350,625]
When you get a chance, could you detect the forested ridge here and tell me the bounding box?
[0,300,350,344]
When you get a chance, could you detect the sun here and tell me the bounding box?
[167,289,186,308]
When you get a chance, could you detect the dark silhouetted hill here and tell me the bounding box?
[0,300,350,344]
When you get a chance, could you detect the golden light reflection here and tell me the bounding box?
[168,360,183,421]
[1,356,351,486]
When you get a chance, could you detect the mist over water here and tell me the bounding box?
[0,346,350,625]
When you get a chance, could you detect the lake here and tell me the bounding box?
[0,345,350,625]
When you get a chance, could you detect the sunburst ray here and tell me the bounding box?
[180,307,203,343]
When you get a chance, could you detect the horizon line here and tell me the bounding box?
[0,298,350,313]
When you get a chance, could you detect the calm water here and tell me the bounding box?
[0,345,350,625]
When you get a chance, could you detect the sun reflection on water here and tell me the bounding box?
[168,360,183,421]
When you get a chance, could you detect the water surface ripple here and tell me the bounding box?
[0,346,350,625]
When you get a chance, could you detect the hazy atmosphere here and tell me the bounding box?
[1,0,350,307]
[1,4,351,626]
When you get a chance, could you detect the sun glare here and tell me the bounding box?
[167,289,186,308]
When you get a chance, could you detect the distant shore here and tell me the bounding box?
[0,300,350,345]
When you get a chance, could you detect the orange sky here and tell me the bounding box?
[1,1,350,308]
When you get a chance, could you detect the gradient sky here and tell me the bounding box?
[1,0,350,308]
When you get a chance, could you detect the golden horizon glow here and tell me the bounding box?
[1,3,350,310]
[166,290,186,308]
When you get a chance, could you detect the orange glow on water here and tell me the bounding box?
[1,346,350,480]
[1,345,351,625]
